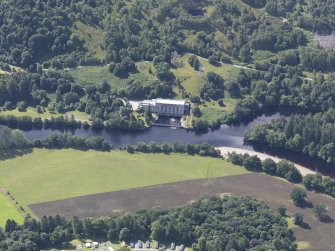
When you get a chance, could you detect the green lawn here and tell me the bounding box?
[0,193,24,227]
[0,149,247,206]
[199,98,237,121]
[0,108,90,122]
[67,62,157,88]
[172,53,240,95]
[198,56,240,81]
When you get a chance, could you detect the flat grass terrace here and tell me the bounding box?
[0,149,247,206]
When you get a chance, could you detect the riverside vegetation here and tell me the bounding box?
[1,0,335,131]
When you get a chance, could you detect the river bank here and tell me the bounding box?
[18,111,335,177]
[217,146,316,176]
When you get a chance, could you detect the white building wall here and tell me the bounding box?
[136,99,188,116]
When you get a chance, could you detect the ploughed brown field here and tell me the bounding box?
[29,173,335,251]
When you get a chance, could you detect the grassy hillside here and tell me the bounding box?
[0,193,24,227]
[67,62,157,88]
[172,54,241,95]
[71,21,106,60]
[0,149,247,206]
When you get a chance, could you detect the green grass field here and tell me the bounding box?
[199,98,237,121]
[68,62,157,88]
[172,53,240,95]
[0,193,24,227]
[0,108,90,122]
[72,21,106,59]
[0,149,247,206]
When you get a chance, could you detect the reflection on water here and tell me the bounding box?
[22,111,335,177]
[23,113,283,148]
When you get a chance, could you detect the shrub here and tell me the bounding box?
[293,212,304,226]
[302,174,324,192]
[313,204,327,221]
[262,158,277,175]
[243,155,262,172]
[276,160,302,183]
[277,205,287,216]
[290,188,307,206]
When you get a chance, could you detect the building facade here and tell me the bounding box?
[137,99,190,117]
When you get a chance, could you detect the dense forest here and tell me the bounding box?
[1,0,335,131]
[0,196,296,251]
[246,109,335,164]
[0,0,108,69]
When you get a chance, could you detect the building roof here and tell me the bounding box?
[156,99,186,105]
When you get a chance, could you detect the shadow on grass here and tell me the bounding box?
[321,215,334,224]
[0,148,33,161]
[297,200,314,209]
[300,222,311,230]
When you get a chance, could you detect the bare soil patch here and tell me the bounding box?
[29,173,335,251]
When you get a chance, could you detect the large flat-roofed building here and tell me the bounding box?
[134,98,190,117]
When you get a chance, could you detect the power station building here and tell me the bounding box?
[133,99,190,117]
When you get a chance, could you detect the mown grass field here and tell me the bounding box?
[0,108,90,122]
[0,149,247,206]
[68,62,157,88]
[0,193,24,227]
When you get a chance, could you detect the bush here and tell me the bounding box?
[208,55,218,65]
[276,160,302,183]
[262,158,277,175]
[188,55,200,70]
[302,174,324,192]
[277,205,287,216]
[293,212,304,226]
[228,152,244,165]
[192,119,209,131]
[192,106,202,117]
[313,204,327,221]
[243,155,262,171]
[36,105,43,114]
[290,188,307,206]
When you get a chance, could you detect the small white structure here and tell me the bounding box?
[93,241,99,248]
[315,33,335,49]
[132,98,190,117]
[85,242,91,248]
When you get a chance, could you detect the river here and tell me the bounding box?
[22,112,335,177]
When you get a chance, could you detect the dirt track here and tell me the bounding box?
[29,173,335,251]
[217,146,316,176]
